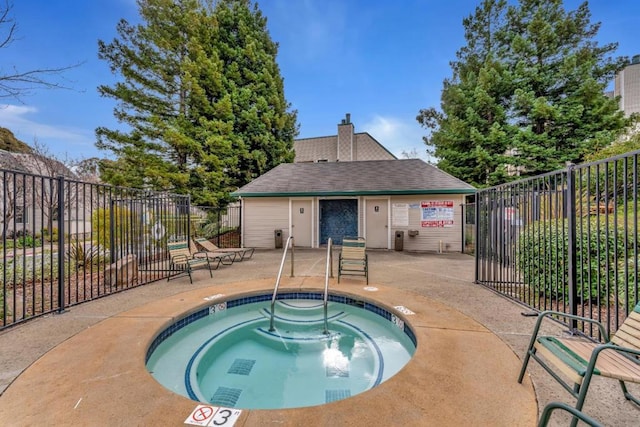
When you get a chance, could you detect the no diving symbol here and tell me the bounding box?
[185,405,242,426]
[185,405,215,426]
[194,406,213,422]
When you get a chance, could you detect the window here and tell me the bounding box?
[15,206,28,224]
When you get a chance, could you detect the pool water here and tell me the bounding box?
[146,295,416,409]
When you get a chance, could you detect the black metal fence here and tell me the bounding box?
[475,150,640,338]
[462,202,475,255]
[0,169,243,330]
[190,204,242,248]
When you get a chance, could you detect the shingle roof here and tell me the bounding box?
[232,159,476,197]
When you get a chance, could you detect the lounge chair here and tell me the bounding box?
[518,302,640,417]
[338,237,368,284]
[189,239,234,267]
[193,237,254,262]
[166,240,215,284]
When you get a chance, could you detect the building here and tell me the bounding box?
[293,113,396,163]
[0,149,86,237]
[614,54,640,117]
[233,114,476,251]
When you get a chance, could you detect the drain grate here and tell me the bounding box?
[227,359,256,375]
[326,365,349,378]
[210,387,242,407]
[325,389,351,403]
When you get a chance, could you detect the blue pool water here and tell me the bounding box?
[145,292,416,409]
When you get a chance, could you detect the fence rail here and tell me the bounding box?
[0,169,240,330]
[474,150,640,338]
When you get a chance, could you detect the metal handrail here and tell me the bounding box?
[269,235,295,332]
[323,237,333,334]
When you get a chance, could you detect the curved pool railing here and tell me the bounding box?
[323,237,333,334]
[269,235,294,332]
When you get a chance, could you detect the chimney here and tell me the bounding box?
[337,113,354,161]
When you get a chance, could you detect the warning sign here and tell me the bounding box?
[421,200,454,228]
[185,405,242,426]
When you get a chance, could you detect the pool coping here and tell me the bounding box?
[0,276,537,426]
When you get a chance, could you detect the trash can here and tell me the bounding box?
[394,230,404,251]
[274,229,283,249]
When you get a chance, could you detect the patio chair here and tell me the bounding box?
[166,240,214,284]
[338,237,368,284]
[518,302,640,417]
[189,238,234,267]
[537,402,602,427]
[193,237,255,262]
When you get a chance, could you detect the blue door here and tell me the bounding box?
[319,199,358,245]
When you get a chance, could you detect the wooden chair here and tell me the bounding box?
[166,240,213,284]
[518,302,640,418]
[193,237,254,262]
[338,237,368,284]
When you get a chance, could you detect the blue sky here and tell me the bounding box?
[1,0,639,162]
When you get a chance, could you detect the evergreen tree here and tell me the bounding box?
[211,0,297,188]
[504,0,627,175]
[418,0,512,187]
[96,0,297,205]
[418,0,630,186]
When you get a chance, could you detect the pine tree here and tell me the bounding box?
[418,0,513,187]
[418,0,630,186]
[211,0,297,188]
[504,0,627,175]
[96,0,297,205]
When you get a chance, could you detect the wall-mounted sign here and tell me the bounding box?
[392,203,409,227]
[421,200,454,227]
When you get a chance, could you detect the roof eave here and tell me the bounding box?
[231,188,476,197]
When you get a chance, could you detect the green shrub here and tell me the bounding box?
[42,228,60,243]
[66,239,107,267]
[517,220,637,302]
[0,252,60,287]
[91,206,133,249]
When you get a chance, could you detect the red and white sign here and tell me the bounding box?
[421,200,454,227]
[185,405,242,426]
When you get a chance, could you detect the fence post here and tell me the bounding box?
[566,164,578,329]
[239,202,242,248]
[186,195,191,241]
[474,194,480,283]
[57,175,65,313]
[461,203,465,253]
[217,206,221,247]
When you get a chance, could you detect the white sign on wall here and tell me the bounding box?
[392,203,409,227]
[421,200,454,227]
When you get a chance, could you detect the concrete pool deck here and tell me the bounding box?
[0,249,638,426]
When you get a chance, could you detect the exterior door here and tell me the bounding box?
[291,200,312,247]
[366,199,388,248]
[319,199,358,245]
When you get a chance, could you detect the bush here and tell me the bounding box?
[66,239,106,267]
[41,228,60,243]
[517,220,637,303]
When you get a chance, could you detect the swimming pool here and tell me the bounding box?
[145,291,416,409]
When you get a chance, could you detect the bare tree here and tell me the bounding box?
[0,150,30,237]
[0,1,81,101]
[401,147,421,159]
[15,140,78,233]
